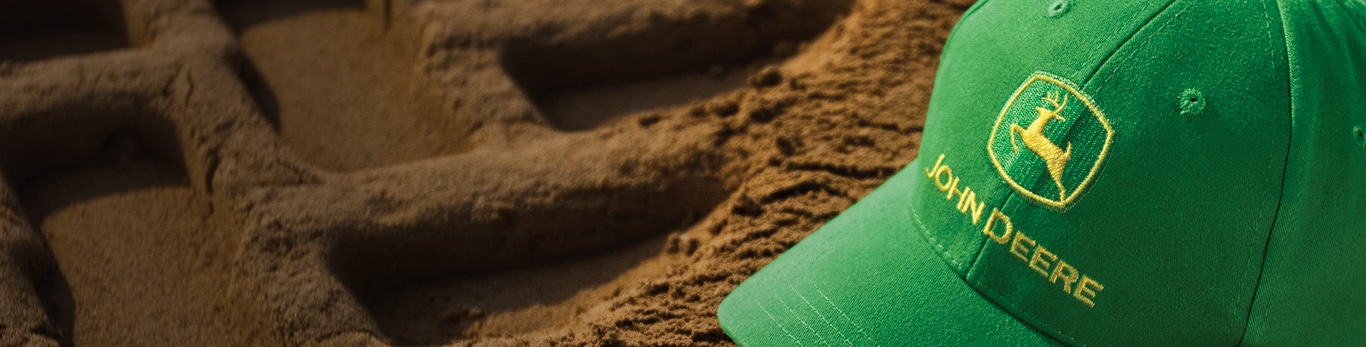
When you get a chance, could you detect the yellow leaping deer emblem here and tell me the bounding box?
[1010,91,1072,201]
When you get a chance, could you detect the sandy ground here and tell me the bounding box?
[0,0,970,345]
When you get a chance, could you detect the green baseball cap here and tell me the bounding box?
[718,0,1366,345]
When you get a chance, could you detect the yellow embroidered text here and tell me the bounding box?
[922,154,987,225]
[924,153,1104,308]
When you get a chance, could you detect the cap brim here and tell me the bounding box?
[718,158,1061,346]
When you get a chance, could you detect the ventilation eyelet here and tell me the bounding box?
[1353,126,1365,147]
[1178,89,1205,117]
[1047,0,1071,18]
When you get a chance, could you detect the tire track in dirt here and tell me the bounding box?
[0,0,881,346]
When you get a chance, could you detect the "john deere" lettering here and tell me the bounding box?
[923,154,1104,307]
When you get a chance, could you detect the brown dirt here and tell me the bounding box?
[0,0,970,346]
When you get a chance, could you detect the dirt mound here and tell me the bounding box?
[0,0,969,345]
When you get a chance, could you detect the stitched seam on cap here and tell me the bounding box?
[908,0,999,273]
[908,190,969,269]
[1233,0,1288,344]
[960,0,993,24]
[1078,0,1176,83]
[973,279,1086,346]
[1092,0,1197,94]
[1332,0,1366,30]
[1239,0,1297,344]
[938,0,993,60]
[967,1,1195,345]
[960,193,1088,347]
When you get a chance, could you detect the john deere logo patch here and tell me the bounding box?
[988,72,1113,211]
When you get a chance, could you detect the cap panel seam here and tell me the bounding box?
[906,171,1074,344]
[907,173,982,270]
[1239,0,1298,344]
[1333,0,1366,30]
[916,1,1212,345]
[902,0,1002,289]
[987,71,1115,212]
[1091,0,1196,95]
[937,0,993,64]
[962,192,1090,347]
[961,1,1193,345]
[961,0,991,19]
[1082,0,1280,343]
[972,274,1086,346]
[1077,0,1176,83]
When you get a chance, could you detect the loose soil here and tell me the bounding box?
[0,0,972,345]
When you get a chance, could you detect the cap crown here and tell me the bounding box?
[911,0,1361,344]
[717,0,1366,345]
